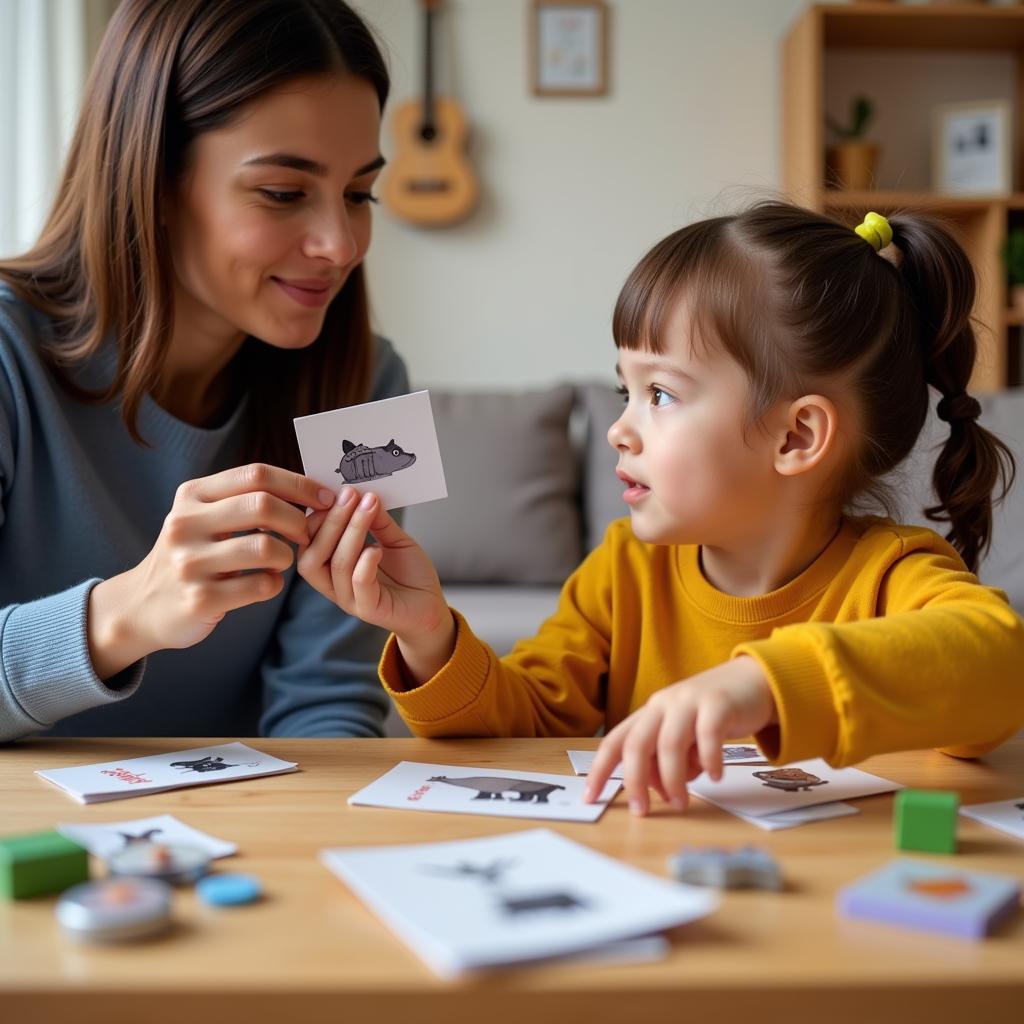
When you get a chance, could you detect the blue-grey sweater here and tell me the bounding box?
[0,283,408,742]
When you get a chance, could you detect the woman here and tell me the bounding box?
[0,0,408,741]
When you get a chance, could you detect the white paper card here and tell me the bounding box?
[687,758,901,818]
[320,828,717,977]
[567,744,768,779]
[736,800,859,831]
[960,797,1024,842]
[57,814,237,859]
[294,389,446,511]
[36,742,298,804]
[348,761,619,823]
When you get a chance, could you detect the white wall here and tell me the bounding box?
[359,0,809,389]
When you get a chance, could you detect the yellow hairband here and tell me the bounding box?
[854,211,893,252]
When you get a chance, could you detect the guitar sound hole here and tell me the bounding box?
[420,125,438,142]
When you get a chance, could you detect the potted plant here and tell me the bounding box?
[1003,228,1024,314]
[826,96,878,191]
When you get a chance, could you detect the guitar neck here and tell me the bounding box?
[422,3,437,135]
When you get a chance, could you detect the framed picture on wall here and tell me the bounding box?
[932,100,1012,196]
[530,0,608,97]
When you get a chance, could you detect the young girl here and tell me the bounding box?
[0,0,407,742]
[298,203,1024,815]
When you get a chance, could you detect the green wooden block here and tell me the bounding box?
[0,830,89,899]
[894,789,959,854]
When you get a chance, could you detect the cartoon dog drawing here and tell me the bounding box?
[335,439,416,483]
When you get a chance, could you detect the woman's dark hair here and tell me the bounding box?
[0,0,389,470]
[612,201,1015,573]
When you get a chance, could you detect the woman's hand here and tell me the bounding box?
[298,486,455,685]
[87,464,336,678]
[584,656,778,815]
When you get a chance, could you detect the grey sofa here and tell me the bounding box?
[383,382,1024,735]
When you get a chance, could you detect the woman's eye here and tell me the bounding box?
[258,188,303,204]
[347,191,379,207]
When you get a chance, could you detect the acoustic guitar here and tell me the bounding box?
[381,0,478,227]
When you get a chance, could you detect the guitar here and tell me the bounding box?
[381,0,478,227]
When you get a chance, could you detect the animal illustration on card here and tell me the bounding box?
[751,768,829,793]
[335,439,417,483]
[118,829,164,847]
[427,775,566,804]
[169,756,237,774]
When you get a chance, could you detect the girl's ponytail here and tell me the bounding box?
[891,216,1016,572]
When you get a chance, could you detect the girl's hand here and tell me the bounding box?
[297,487,455,684]
[88,464,336,678]
[583,656,777,815]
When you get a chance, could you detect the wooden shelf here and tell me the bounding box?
[817,3,1024,50]
[782,4,1024,389]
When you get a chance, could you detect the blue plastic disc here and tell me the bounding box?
[196,873,262,907]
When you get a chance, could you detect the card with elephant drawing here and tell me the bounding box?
[686,758,902,819]
[294,389,447,511]
[347,762,621,822]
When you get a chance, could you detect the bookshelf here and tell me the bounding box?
[781,3,1024,391]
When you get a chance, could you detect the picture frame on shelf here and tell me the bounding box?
[530,0,608,97]
[932,100,1012,196]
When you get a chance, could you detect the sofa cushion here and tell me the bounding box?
[578,381,627,551]
[402,385,581,584]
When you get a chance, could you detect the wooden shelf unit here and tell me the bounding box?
[781,3,1024,392]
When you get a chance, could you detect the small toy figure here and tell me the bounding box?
[668,846,782,890]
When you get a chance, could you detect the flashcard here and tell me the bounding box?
[687,759,901,819]
[294,389,446,511]
[320,827,717,976]
[737,800,859,831]
[960,796,1024,842]
[348,762,620,823]
[57,814,237,859]
[566,744,767,779]
[837,858,1021,940]
[36,742,298,804]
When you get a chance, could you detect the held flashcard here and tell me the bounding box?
[293,390,447,511]
[837,859,1021,940]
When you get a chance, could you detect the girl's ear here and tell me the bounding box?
[774,394,839,477]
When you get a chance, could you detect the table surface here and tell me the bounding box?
[2,736,1023,1024]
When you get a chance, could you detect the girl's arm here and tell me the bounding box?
[299,499,615,739]
[735,532,1024,766]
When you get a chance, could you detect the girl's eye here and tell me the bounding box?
[649,385,674,407]
[615,384,629,405]
[259,188,303,204]
[347,191,379,206]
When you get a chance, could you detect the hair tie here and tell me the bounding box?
[936,393,981,423]
[854,211,893,252]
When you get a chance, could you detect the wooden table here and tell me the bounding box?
[2,736,1022,1023]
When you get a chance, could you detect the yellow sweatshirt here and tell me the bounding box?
[379,517,1024,766]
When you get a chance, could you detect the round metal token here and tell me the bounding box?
[107,841,211,886]
[196,873,262,906]
[56,877,173,942]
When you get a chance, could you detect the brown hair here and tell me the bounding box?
[612,201,1015,573]
[0,0,389,470]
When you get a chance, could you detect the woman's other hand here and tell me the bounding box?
[86,464,335,678]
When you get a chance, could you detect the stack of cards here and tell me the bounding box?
[348,762,620,823]
[321,827,717,976]
[36,742,298,804]
[567,750,899,830]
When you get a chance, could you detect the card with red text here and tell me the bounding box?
[348,762,620,823]
[35,742,297,804]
